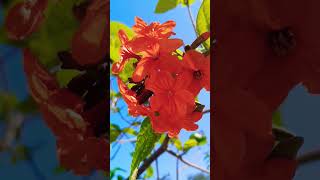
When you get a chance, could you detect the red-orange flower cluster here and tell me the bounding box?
[71,0,108,65]
[5,0,48,40]
[23,49,107,175]
[112,17,210,137]
[213,0,310,179]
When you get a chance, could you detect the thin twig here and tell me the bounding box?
[110,144,122,160]
[203,109,210,114]
[176,156,179,180]
[297,149,320,167]
[156,157,160,180]
[185,0,198,37]
[166,149,210,174]
[136,136,170,178]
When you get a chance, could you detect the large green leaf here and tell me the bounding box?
[154,0,180,14]
[154,0,196,14]
[119,58,137,83]
[130,118,161,177]
[196,0,210,50]
[28,0,80,68]
[110,124,121,143]
[110,21,134,62]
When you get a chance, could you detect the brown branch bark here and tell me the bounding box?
[135,135,170,178]
[297,149,320,167]
[203,109,210,114]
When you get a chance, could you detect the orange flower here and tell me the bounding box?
[23,49,107,174]
[149,103,202,138]
[130,37,183,82]
[132,16,176,39]
[112,17,183,83]
[213,89,274,177]
[117,77,150,116]
[147,71,194,117]
[213,0,320,111]
[57,136,108,175]
[71,0,108,65]
[23,48,59,104]
[111,30,140,74]
[5,0,48,40]
[182,50,210,95]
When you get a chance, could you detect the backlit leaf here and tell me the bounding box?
[196,0,210,50]
[130,118,161,177]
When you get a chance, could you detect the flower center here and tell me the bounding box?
[193,70,202,80]
[268,27,296,56]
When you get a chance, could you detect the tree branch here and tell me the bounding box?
[136,136,170,178]
[166,149,210,174]
[203,109,210,114]
[297,149,320,167]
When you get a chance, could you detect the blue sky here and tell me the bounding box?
[110,0,211,179]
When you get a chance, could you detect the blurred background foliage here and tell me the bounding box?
[0,0,105,179]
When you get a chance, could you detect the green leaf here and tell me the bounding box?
[144,166,154,179]
[123,127,137,136]
[171,138,183,151]
[110,90,122,98]
[53,166,66,175]
[17,96,38,115]
[130,118,161,177]
[110,167,126,179]
[196,0,210,50]
[111,124,121,143]
[119,58,137,83]
[110,21,134,62]
[28,0,81,68]
[190,133,207,146]
[11,145,29,164]
[0,93,18,120]
[183,139,198,151]
[272,110,283,127]
[56,69,82,88]
[154,0,180,14]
